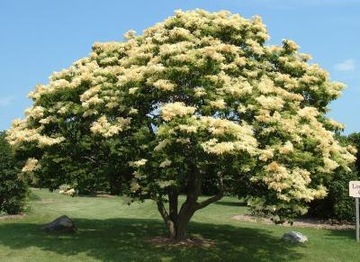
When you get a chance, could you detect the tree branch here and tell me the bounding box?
[156,199,170,222]
[195,176,224,210]
[157,199,177,238]
[168,190,178,221]
[83,156,97,163]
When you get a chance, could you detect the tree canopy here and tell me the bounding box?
[6,9,356,240]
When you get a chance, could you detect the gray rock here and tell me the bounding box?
[281,231,308,243]
[42,215,77,233]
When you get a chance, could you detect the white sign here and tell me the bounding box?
[349,181,360,197]
[349,181,360,242]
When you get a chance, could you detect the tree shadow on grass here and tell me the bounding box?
[213,201,247,207]
[323,227,355,241]
[0,218,305,262]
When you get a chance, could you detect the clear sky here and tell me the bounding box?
[1,0,359,134]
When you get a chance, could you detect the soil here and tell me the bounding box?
[232,214,354,230]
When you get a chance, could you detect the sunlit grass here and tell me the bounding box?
[0,189,359,261]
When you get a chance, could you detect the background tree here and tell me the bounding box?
[307,134,358,221]
[348,133,360,174]
[0,131,28,214]
[7,10,355,241]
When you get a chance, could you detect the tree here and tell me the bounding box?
[7,10,356,241]
[307,134,359,221]
[348,133,360,174]
[0,131,28,214]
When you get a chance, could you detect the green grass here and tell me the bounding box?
[0,189,360,261]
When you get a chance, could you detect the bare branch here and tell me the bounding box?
[82,156,97,163]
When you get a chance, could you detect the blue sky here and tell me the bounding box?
[0,0,359,134]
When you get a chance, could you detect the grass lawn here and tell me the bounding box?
[0,189,360,262]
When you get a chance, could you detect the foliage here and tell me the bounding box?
[307,134,359,221]
[348,132,360,174]
[307,168,357,221]
[0,132,28,214]
[6,10,355,240]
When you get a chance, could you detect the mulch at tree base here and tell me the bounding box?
[145,235,216,247]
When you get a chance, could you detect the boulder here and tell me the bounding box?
[281,231,308,244]
[42,215,77,233]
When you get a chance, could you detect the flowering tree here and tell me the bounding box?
[7,10,356,241]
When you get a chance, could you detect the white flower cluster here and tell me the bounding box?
[160,102,196,121]
[159,159,172,168]
[25,106,45,120]
[7,119,65,148]
[130,159,148,168]
[90,116,131,137]
[21,158,41,173]
[199,118,258,156]
[209,99,226,110]
[153,79,176,91]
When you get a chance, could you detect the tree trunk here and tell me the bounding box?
[173,220,190,241]
[156,171,224,242]
[172,202,196,241]
[157,193,197,241]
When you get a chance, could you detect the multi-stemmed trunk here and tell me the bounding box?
[156,171,223,242]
